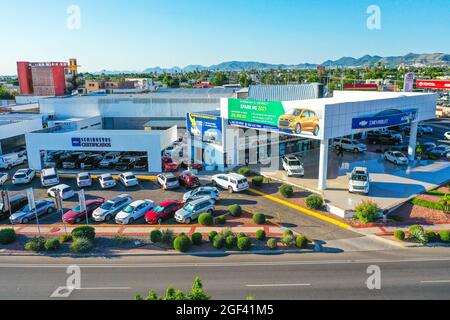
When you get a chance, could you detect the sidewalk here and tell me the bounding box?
[351,223,450,236]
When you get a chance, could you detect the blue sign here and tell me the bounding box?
[352,109,418,130]
[187,113,223,146]
[71,137,81,147]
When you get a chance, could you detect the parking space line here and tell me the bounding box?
[248,188,351,230]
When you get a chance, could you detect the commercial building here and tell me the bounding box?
[0,113,43,155]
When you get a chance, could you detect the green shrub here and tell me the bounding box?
[25,237,46,252]
[150,229,162,243]
[173,235,192,252]
[59,234,73,243]
[161,229,174,244]
[208,231,218,242]
[252,176,264,187]
[253,213,266,225]
[279,184,294,198]
[237,236,252,251]
[238,167,252,177]
[255,229,266,240]
[114,234,131,245]
[191,232,203,245]
[219,227,234,238]
[225,235,237,249]
[426,231,439,242]
[266,238,278,250]
[394,230,405,241]
[281,235,295,247]
[214,215,226,225]
[71,226,96,240]
[70,238,94,253]
[0,228,16,245]
[198,213,214,226]
[237,232,247,239]
[408,225,428,244]
[411,198,443,211]
[212,235,225,249]
[283,229,294,237]
[305,195,324,209]
[229,204,242,217]
[295,236,308,249]
[44,238,61,251]
[355,201,380,224]
[438,230,450,243]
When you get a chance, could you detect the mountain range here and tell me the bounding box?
[93,53,450,74]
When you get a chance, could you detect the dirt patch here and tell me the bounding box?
[390,202,450,225]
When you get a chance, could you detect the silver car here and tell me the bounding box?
[183,187,220,203]
[175,198,215,224]
[9,200,55,224]
[157,173,180,190]
[92,194,133,222]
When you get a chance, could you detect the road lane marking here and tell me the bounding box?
[420,280,450,284]
[78,287,131,290]
[246,283,310,287]
[248,188,351,229]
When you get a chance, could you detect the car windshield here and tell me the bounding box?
[288,160,301,166]
[101,201,114,210]
[15,174,26,178]
[393,152,403,157]
[123,205,135,213]
[285,109,301,116]
[351,174,367,182]
[153,206,165,213]
[0,203,3,211]
[71,205,82,213]
[183,203,194,211]
[127,175,136,180]
[103,176,114,181]
[238,179,247,184]
[44,175,57,180]
[167,177,178,183]
[79,175,90,180]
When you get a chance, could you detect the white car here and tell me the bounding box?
[12,169,35,185]
[40,168,60,187]
[0,153,26,170]
[77,172,92,188]
[118,172,139,187]
[332,138,367,153]
[211,173,249,193]
[445,132,450,140]
[98,173,116,189]
[47,184,75,200]
[384,151,409,165]
[157,173,180,190]
[348,167,370,195]
[282,155,305,177]
[0,173,9,186]
[115,199,154,225]
[92,194,133,222]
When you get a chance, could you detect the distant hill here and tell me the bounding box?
[94,53,450,74]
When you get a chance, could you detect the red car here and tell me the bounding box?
[62,198,104,224]
[162,157,179,172]
[178,172,201,188]
[145,200,183,225]
[190,163,203,171]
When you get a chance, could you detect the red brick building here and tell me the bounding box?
[17,61,69,96]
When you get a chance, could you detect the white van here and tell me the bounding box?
[0,153,26,170]
[41,168,60,187]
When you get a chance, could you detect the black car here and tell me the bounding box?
[367,131,402,145]
[0,193,27,220]
[61,152,87,169]
[80,154,103,170]
[133,156,148,171]
[403,126,424,137]
[115,157,136,171]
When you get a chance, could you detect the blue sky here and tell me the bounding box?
[1,0,449,74]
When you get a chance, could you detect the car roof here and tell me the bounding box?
[100,173,113,178]
[54,184,71,189]
[109,194,131,202]
[196,187,216,192]
[42,168,56,174]
[16,169,28,173]
[129,199,152,206]
[159,200,179,206]
[122,172,135,176]
[188,197,213,205]
[352,167,368,174]
[162,173,176,178]
[223,173,246,179]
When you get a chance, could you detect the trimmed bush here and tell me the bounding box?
[212,235,225,249]
[295,236,308,249]
[71,226,96,240]
[150,229,162,243]
[253,213,266,225]
[198,213,214,226]
[59,234,73,243]
[0,228,16,245]
[219,227,234,238]
[229,204,242,217]
[283,229,294,237]
[255,229,266,240]
[44,238,61,251]
[394,230,405,241]
[252,176,264,187]
[173,235,192,253]
[208,231,218,242]
[266,238,278,250]
[237,232,247,239]
[355,201,380,224]
[191,232,203,245]
[225,235,237,249]
[279,184,294,198]
[25,237,46,252]
[408,225,428,244]
[438,230,450,243]
[238,167,252,177]
[281,235,295,247]
[214,215,226,225]
[237,236,252,251]
[305,195,324,209]
[426,231,439,242]
[70,238,94,253]
[161,229,174,244]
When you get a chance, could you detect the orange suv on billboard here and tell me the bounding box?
[278,108,320,136]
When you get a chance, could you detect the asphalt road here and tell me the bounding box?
[1,247,450,300]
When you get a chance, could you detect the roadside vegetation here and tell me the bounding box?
[394,224,450,245]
